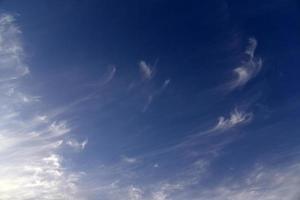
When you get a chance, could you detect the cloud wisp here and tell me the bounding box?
[0,14,29,81]
[229,38,262,90]
[142,78,170,112]
[133,60,170,112]
[66,138,88,151]
[121,155,138,164]
[213,107,253,131]
[139,60,154,81]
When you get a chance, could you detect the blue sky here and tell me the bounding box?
[0,0,300,199]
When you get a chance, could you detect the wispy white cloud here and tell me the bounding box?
[48,121,71,136]
[88,65,117,87]
[128,186,143,200]
[213,108,253,131]
[145,159,209,200]
[190,162,300,200]
[142,94,153,112]
[48,65,118,120]
[162,79,171,89]
[121,156,138,164]
[0,118,81,199]
[79,156,210,200]
[153,163,159,168]
[126,107,250,160]
[0,14,29,80]
[142,79,170,112]
[66,138,88,151]
[229,38,262,90]
[126,161,300,200]
[103,65,117,84]
[139,60,154,80]
[184,108,253,141]
[82,157,300,200]
[0,13,84,200]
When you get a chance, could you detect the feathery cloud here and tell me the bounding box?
[128,186,143,200]
[0,14,29,80]
[214,108,253,131]
[0,13,83,200]
[229,38,262,90]
[139,60,153,80]
[122,156,138,164]
[66,138,88,151]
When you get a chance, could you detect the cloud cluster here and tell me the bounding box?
[0,14,29,80]
[84,159,300,200]
[78,156,210,200]
[192,162,300,200]
[0,13,84,200]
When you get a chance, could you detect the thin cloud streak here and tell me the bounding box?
[48,65,117,120]
[139,60,154,80]
[142,78,170,112]
[121,156,138,164]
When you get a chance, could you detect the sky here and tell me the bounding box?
[0,0,300,199]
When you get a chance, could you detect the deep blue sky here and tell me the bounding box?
[0,0,300,199]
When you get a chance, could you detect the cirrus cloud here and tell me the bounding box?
[229,38,262,90]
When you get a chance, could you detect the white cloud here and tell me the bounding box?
[89,160,300,200]
[0,13,29,80]
[128,186,143,200]
[90,65,117,86]
[0,13,83,200]
[214,108,253,131]
[245,37,257,59]
[103,65,117,84]
[48,121,71,136]
[81,157,210,200]
[122,156,138,164]
[66,138,88,151]
[142,79,170,112]
[152,189,169,200]
[229,38,262,90]
[142,94,153,112]
[34,115,48,122]
[192,162,300,200]
[139,60,153,80]
[150,182,188,200]
[162,79,171,89]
